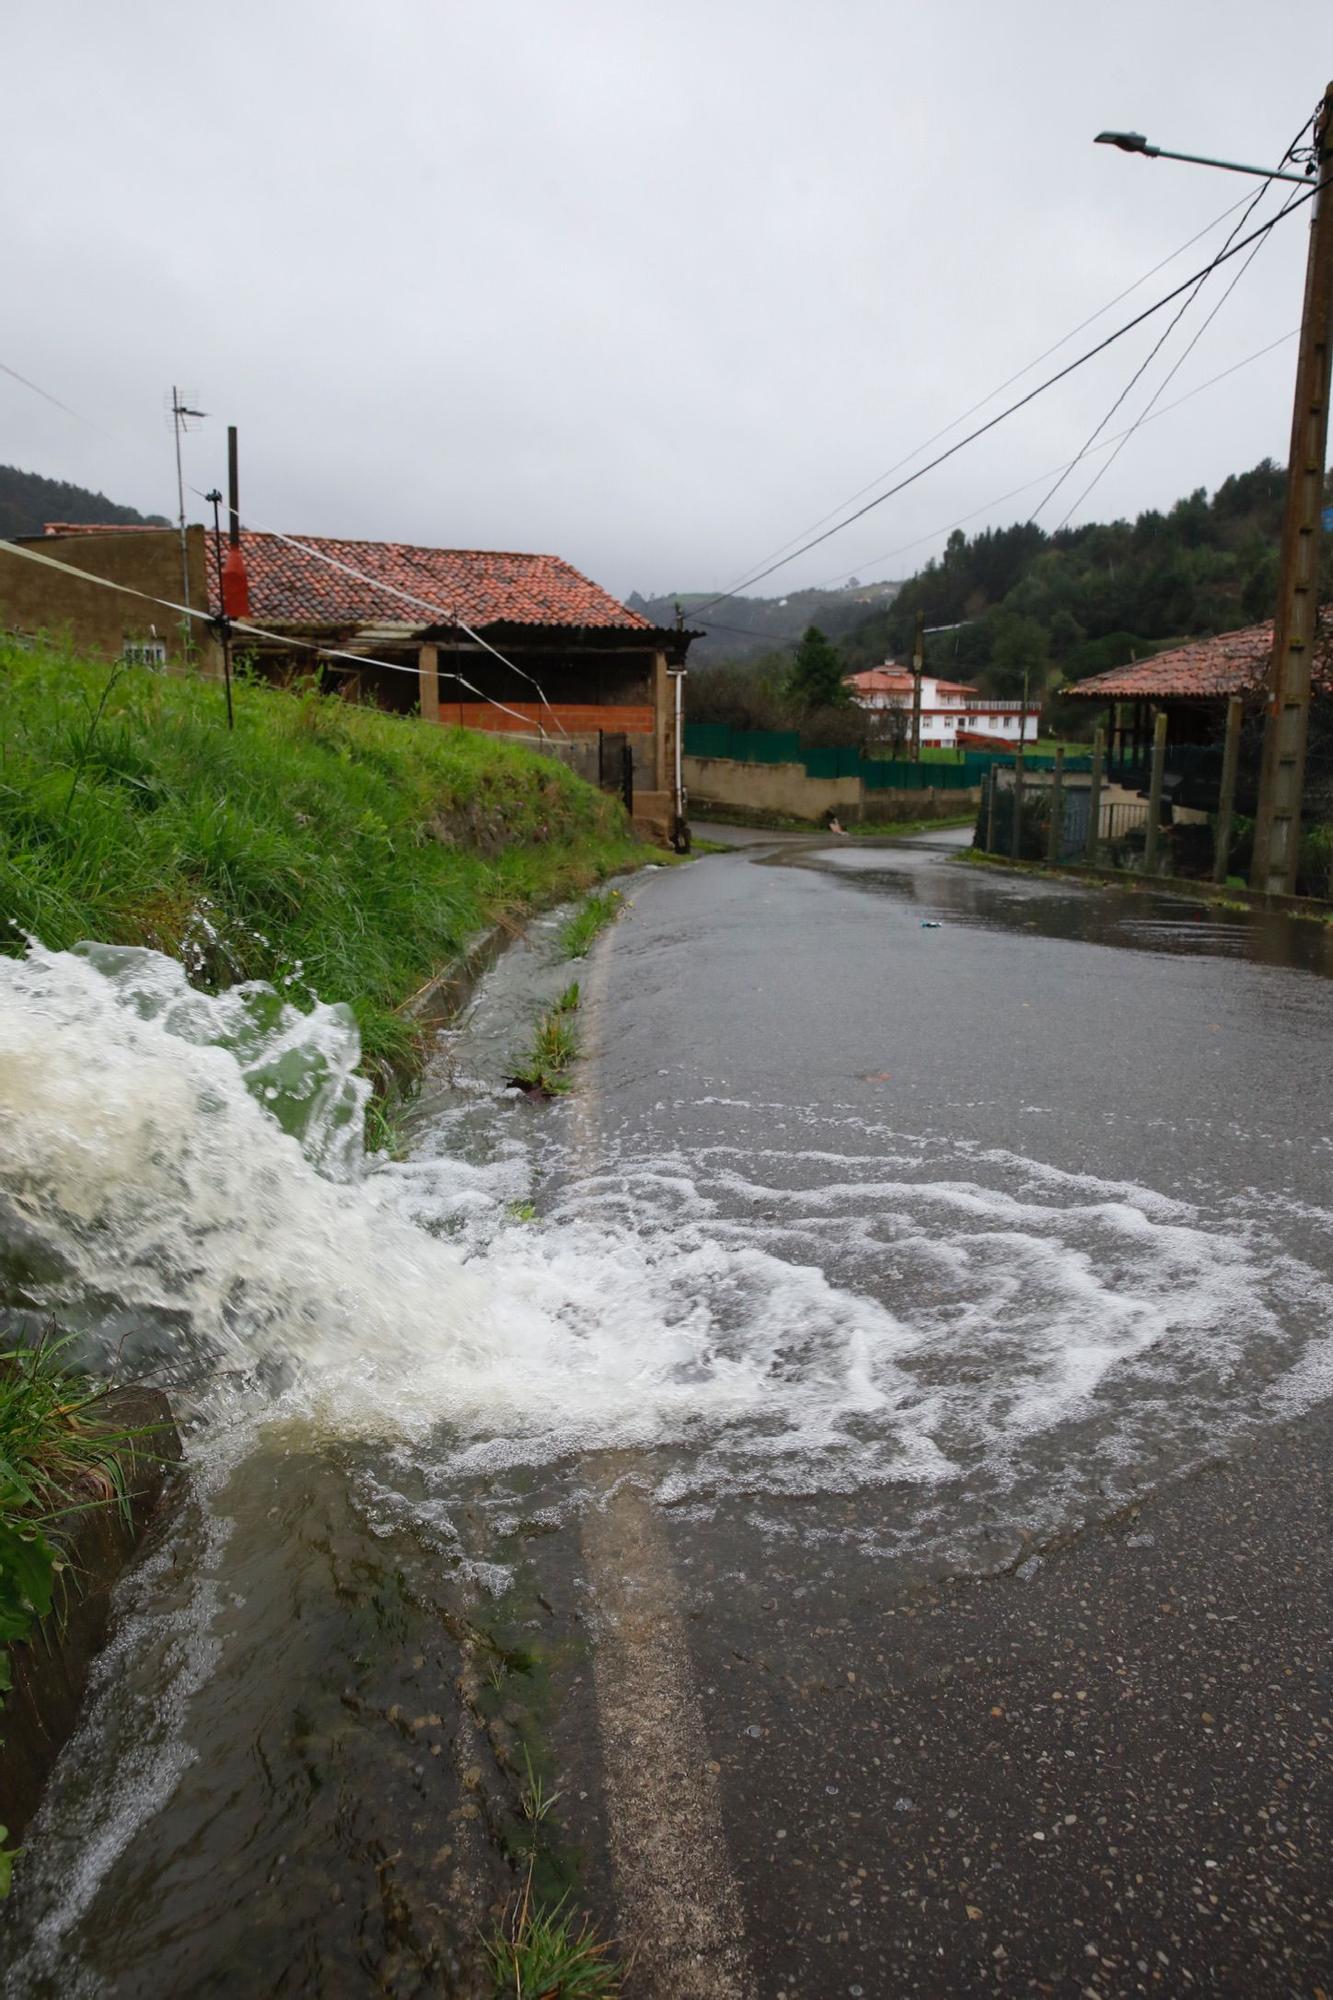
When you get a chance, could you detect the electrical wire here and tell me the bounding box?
[1054,183,1310,530]
[0,359,111,435]
[698,186,1261,611]
[1029,113,1316,528]
[804,328,1297,593]
[0,537,539,728]
[190,500,572,737]
[687,172,1325,622]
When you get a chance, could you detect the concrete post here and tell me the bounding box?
[1046,746,1065,865]
[1212,694,1244,885]
[1142,711,1169,874]
[653,649,670,791]
[1086,727,1105,864]
[418,643,440,724]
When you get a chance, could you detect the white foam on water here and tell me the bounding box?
[1,937,1328,1511]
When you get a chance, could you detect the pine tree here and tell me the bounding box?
[785,625,849,712]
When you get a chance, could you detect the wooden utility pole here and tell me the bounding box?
[1213,695,1244,884]
[1251,81,1333,896]
[1008,662,1030,858]
[910,610,924,762]
[206,488,233,730]
[1046,746,1065,864]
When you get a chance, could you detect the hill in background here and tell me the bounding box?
[628,578,901,664]
[0,464,168,540]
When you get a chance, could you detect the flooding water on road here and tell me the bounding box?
[1,839,1330,1991]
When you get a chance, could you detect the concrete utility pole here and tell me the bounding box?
[910,609,924,762]
[1251,81,1333,896]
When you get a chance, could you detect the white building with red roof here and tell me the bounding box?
[844,665,1039,748]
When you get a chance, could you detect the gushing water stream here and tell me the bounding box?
[1,925,1330,1991]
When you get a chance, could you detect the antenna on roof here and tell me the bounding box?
[169,385,208,630]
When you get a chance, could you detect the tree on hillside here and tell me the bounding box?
[786,625,849,712]
[982,612,1049,698]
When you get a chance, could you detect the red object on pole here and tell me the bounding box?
[221,543,250,619]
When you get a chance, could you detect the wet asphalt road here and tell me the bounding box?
[549,829,1333,1999]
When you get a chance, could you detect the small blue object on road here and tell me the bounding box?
[920,920,942,928]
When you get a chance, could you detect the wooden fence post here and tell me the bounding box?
[1086,726,1104,865]
[1212,695,1243,885]
[1046,746,1065,864]
[1143,711,1169,874]
[985,765,998,851]
[1010,750,1024,860]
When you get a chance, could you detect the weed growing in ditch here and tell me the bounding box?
[487,1864,619,1998]
[519,1743,563,1824]
[507,1000,580,1098]
[560,890,622,960]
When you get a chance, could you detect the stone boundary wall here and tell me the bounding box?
[683,754,979,825]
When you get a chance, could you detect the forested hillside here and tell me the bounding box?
[629,578,900,663]
[838,459,1333,697]
[0,464,168,540]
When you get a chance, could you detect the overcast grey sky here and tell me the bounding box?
[3,2,1328,601]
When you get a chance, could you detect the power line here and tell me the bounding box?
[685,176,1323,623]
[1055,183,1311,530]
[0,536,539,728]
[1030,113,1315,529]
[699,187,1262,611]
[0,359,111,435]
[690,328,1298,650]
[190,496,571,737]
[803,328,1297,593]
[1026,182,1276,526]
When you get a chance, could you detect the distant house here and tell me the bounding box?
[844,665,1039,748]
[1,522,692,840]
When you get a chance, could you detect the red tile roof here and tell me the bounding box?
[1067,617,1333,701]
[202,531,651,632]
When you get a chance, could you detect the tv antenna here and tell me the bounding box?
[169,386,208,616]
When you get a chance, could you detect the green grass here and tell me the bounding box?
[486,1866,619,1998]
[0,1330,167,1882]
[847,812,976,837]
[0,639,647,1078]
[559,889,622,959]
[508,999,581,1097]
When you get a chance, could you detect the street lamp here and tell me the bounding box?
[1094,129,1312,185]
[1095,85,1333,897]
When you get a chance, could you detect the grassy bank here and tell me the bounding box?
[0,1338,164,1888]
[0,639,647,1074]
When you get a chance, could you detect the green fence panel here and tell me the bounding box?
[802,746,839,779]
[730,729,801,765]
[684,722,733,760]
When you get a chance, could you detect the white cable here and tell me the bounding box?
[0,537,539,728]
[189,499,573,737]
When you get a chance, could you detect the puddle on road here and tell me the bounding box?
[786,835,1333,977]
